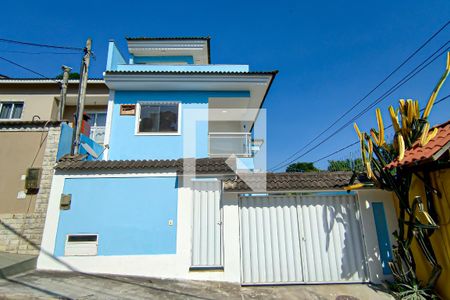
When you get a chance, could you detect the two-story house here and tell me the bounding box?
[37,37,397,285]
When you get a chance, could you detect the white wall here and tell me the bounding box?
[357,189,398,284]
[38,174,396,284]
[37,172,242,282]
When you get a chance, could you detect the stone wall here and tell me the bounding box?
[0,123,61,255]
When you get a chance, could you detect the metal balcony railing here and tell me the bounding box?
[208,132,252,157]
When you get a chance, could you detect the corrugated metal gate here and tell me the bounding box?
[239,194,368,284]
[191,180,223,268]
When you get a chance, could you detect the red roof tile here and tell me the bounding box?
[386,120,450,169]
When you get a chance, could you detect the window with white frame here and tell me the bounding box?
[137,102,180,134]
[86,111,107,144]
[0,102,24,120]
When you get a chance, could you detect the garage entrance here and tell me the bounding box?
[239,193,368,284]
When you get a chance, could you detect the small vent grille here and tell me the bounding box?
[65,234,98,256]
[68,235,97,242]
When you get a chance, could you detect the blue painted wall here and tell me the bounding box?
[132,55,194,65]
[108,90,250,160]
[372,202,393,275]
[106,41,126,71]
[56,123,103,161]
[55,176,178,256]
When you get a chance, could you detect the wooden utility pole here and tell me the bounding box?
[58,65,72,121]
[71,38,92,155]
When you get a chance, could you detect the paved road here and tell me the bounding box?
[0,271,393,300]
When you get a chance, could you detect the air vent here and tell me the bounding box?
[120,104,136,115]
[65,234,98,256]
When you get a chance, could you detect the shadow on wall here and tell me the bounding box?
[320,195,368,281]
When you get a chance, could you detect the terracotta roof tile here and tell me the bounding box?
[386,120,450,169]
[55,157,235,174]
[224,172,360,192]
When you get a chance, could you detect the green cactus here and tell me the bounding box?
[352,52,450,299]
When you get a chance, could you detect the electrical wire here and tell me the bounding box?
[0,49,81,55]
[310,94,450,164]
[0,55,58,82]
[0,38,84,51]
[269,21,450,171]
[270,43,450,171]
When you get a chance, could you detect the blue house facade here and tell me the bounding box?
[38,37,396,285]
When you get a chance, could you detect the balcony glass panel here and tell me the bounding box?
[209,133,251,157]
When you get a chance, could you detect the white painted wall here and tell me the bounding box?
[37,172,242,283]
[38,174,395,284]
[357,189,398,284]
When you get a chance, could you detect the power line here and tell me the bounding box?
[269,21,450,171]
[311,94,450,164]
[0,55,57,81]
[0,38,84,51]
[338,43,450,133]
[0,49,81,55]
[270,43,450,171]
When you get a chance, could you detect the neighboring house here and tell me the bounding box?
[0,79,108,255]
[386,119,450,299]
[37,37,397,285]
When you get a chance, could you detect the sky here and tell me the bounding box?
[1,1,449,170]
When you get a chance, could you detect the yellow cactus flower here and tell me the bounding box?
[365,161,374,179]
[414,100,420,119]
[399,99,406,114]
[389,105,401,133]
[376,108,385,146]
[423,52,450,119]
[407,99,414,124]
[398,134,405,161]
[344,183,365,191]
[420,122,430,146]
[354,123,362,141]
[425,128,439,145]
[370,129,379,146]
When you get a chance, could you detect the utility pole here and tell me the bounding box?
[71,38,92,155]
[58,65,72,121]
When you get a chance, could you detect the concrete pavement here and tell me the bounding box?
[0,271,393,300]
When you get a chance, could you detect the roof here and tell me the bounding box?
[0,120,64,128]
[224,172,359,192]
[126,37,211,41]
[386,120,450,169]
[0,78,104,84]
[55,157,361,191]
[104,70,278,76]
[55,157,235,174]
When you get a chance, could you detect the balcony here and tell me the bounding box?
[208,132,252,157]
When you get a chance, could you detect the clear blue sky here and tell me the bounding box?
[1,1,449,170]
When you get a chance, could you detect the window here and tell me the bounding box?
[0,102,24,119]
[137,102,180,134]
[86,111,107,144]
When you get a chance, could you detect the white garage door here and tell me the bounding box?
[239,193,368,284]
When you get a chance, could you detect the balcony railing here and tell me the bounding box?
[208,132,252,157]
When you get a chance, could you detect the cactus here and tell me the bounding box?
[351,52,450,298]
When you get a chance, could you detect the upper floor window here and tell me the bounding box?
[86,111,107,144]
[136,102,180,135]
[0,102,24,120]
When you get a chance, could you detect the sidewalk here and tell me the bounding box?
[0,252,37,278]
[0,270,393,300]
